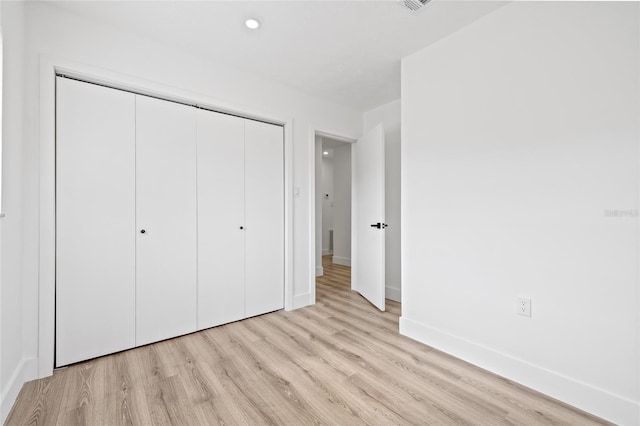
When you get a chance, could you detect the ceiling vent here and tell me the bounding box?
[401,0,431,12]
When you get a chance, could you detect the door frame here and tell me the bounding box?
[308,126,357,305]
[38,55,294,379]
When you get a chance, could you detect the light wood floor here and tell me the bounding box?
[6,256,608,425]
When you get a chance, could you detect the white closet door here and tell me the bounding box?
[196,110,245,330]
[56,77,136,366]
[244,120,284,317]
[136,95,197,346]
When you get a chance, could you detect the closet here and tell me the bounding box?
[55,77,284,367]
[196,112,285,329]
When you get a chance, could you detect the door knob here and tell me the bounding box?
[140,229,146,234]
[370,223,388,229]
[240,226,244,230]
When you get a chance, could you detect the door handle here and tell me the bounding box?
[370,223,388,229]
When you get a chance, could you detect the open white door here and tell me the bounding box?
[352,124,386,311]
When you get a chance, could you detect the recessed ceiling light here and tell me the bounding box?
[245,18,261,30]
[323,151,329,155]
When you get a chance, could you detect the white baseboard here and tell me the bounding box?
[1,357,37,424]
[385,285,401,302]
[332,256,351,267]
[23,357,38,383]
[293,292,312,310]
[322,249,333,256]
[315,266,323,277]
[399,317,639,426]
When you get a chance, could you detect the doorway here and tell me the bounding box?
[315,136,352,276]
[310,121,401,312]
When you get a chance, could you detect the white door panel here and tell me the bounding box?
[244,120,284,317]
[353,124,386,311]
[136,95,197,346]
[56,78,136,366]
[197,110,245,329]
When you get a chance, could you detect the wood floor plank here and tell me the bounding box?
[5,255,610,425]
[102,351,145,426]
[8,371,68,426]
[231,325,363,425]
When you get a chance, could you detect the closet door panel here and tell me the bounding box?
[244,120,284,317]
[56,78,136,366]
[196,110,245,330]
[136,95,197,346]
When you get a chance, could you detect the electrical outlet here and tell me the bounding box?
[517,297,531,317]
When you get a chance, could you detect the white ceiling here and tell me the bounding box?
[322,137,350,159]
[323,138,349,150]
[46,0,506,111]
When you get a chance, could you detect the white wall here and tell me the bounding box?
[363,100,401,302]
[9,0,361,399]
[332,144,351,267]
[0,1,30,422]
[400,3,639,424]
[321,155,334,255]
